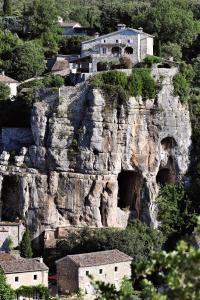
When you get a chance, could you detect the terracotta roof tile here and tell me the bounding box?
[0,75,18,83]
[0,252,16,262]
[0,255,48,274]
[66,250,132,267]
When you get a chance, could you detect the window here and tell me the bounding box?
[115,266,118,272]
[15,276,19,282]
[99,269,103,274]
[128,39,133,44]
[104,40,106,43]
[116,40,119,43]
[103,48,107,54]
[86,271,89,276]
[34,274,37,280]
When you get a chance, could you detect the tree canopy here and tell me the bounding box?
[0,271,15,300]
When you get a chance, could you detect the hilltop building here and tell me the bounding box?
[56,249,132,299]
[71,24,154,73]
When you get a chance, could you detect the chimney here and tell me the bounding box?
[94,32,100,38]
[117,24,126,31]
[138,27,143,32]
[1,71,5,76]
[40,257,43,263]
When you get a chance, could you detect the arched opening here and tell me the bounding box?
[1,175,21,221]
[111,46,122,57]
[117,171,143,216]
[161,137,177,150]
[124,47,133,55]
[156,168,176,186]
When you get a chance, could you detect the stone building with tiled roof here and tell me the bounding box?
[0,252,48,298]
[56,249,132,299]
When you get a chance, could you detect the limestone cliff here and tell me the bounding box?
[0,67,192,241]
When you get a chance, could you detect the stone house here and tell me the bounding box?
[71,24,154,73]
[0,252,48,300]
[0,221,25,252]
[0,72,19,98]
[56,249,132,299]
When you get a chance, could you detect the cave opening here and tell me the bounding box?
[1,175,21,221]
[117,171,143,213]
[156,168,176,186]
[161,137,177,150]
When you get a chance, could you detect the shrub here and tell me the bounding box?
[161,42,182,61]
[128,71,142,96]
[128,69,158,99]
[43,74,64,87]
[119,56,133,69]
[57,220,164,265]
[0,82,10,101]
[173,73,190,103]
[156,184,194,238]
[101,70,128,87]
[144,55,162,66]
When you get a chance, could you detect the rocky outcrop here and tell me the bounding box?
[0,67,192,241]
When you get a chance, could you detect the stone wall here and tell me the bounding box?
[79,261,132,299]
[57,257,78,293]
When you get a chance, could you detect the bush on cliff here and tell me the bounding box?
[56,220,164,265]
[90,69,158,103]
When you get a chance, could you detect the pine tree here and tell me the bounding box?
[20,228,33,258]
[3,0,12,16]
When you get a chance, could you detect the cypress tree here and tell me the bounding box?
[3,0,12,16]
[20,228,33,258]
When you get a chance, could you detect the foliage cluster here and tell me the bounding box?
[173,62,195,103]
[95,237,200,300]
[55,220,164,266]
[15,285,49,300]
[0,82,10,101]
[0,271,15,300]
[90,69,158,106]
[156,184,195,240]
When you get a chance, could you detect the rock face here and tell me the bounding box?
[0,67,192,241]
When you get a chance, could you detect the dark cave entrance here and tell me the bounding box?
[1,176,21,221]
[156,168,176,186]
[161,137,177,150]
[117,171,143,215]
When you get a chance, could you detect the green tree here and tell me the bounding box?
[57,220,164,265]
[0,29,22,71]
[144,0,200,52]
[0,82,10,101]
[23,0,58,37]
[93,218,200,300]
[20,227,33,258]
[11,41,46,81]
[0,271,15,300]
[161,42,182,61]
[3,0,12,16]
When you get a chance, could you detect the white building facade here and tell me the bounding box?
[79,24,154,72]
[56,249,132,299]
